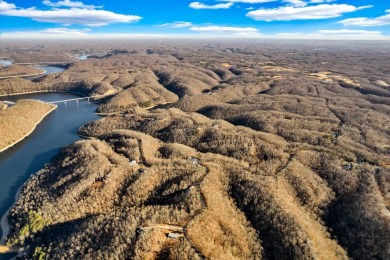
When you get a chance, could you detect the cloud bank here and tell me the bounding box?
[189,2,233,9]
[160,21,193,28]
[247,4,372,21]
[339,10,390,27]
[0,0,141,26]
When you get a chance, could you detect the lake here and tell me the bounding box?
[75,53,107,60]
[0,58,66,79]
[25,65,66,80]
[0,93,100,258]
[0,60,12,67]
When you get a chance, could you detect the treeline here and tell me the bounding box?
[96,69,178,113]
[0,78,102,97]
[10,53,75,64]
[0,65,44,78]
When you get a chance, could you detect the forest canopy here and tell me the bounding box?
[0,99,56,152]
[1,40,389,260]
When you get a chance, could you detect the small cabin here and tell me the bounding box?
[167,232,182,239]
[342,163,353,171]
[188,156,200,165]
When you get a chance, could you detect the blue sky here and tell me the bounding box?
[0,0,389,39]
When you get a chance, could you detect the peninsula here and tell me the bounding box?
[0,99,56,152]
[0,65,46,80]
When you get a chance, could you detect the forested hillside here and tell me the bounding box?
[0,100,56,152]
[2,41,389,259]
[0,65,44,79]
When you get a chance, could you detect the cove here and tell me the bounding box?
[0,58,66,80]
[0,60,12,67]
[26,65,66,80]
[0,92,99,258]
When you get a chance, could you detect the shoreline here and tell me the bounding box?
[15,62,70,66]
[0,105,55,252]
[0,70,46,80]
[0,92,94,254]
[0,184,23,245]
[0,105,57,153]
[0,90,88,98]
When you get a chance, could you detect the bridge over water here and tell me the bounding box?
[2,101,15,106]
[1,97,92,107]
[49,97,92,104]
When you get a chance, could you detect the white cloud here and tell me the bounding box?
[339,10,390,27]
[310,0,335,3]
[0,0,141,26]
[208,0,335,7]
[0,0,14,11]
[317,29,382,35]
[0,31,174,39]
[312,29,384,39]
[271,29,384,40]
[42,0,100,9]
[267,30,386,40]
[247,4,372,21]
[219,0,276,3]
[189,25,261,37]
[160,21,193,28]
[284,0,306,7]
[1,28,90,38]
[189,2,233,9]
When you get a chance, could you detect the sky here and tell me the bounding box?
[0,0,389,39]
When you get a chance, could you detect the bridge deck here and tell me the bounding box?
[49,97,91,104]
[1,97,92,106]
[2,101,15,105]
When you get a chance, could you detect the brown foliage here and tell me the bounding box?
[0,99,56,151]
[3,41,390,259]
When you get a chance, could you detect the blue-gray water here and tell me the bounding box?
[75,54,89,60]
[75,53,106,60]
[0,60,12,67]
[25,65,65,80]
[0,58,65,81]
[0,93,99,257]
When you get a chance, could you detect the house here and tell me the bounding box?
[130,160,137,165]
[167,232,183,239]
[188,156,200,165]
[342,163,353,171]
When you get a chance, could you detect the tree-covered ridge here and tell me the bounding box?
[0,65,44,78]
[7,106,389,259]
[1,41,389,259]
[0,100,56,151]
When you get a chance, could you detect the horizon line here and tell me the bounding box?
[1,34,390,41]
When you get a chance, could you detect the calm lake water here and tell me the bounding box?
[0,93,99,252]
[75,54,89,60]
[0,58,65,80]
[0,60,12,67]
[75,53,107,60]
[25,65,66,80]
